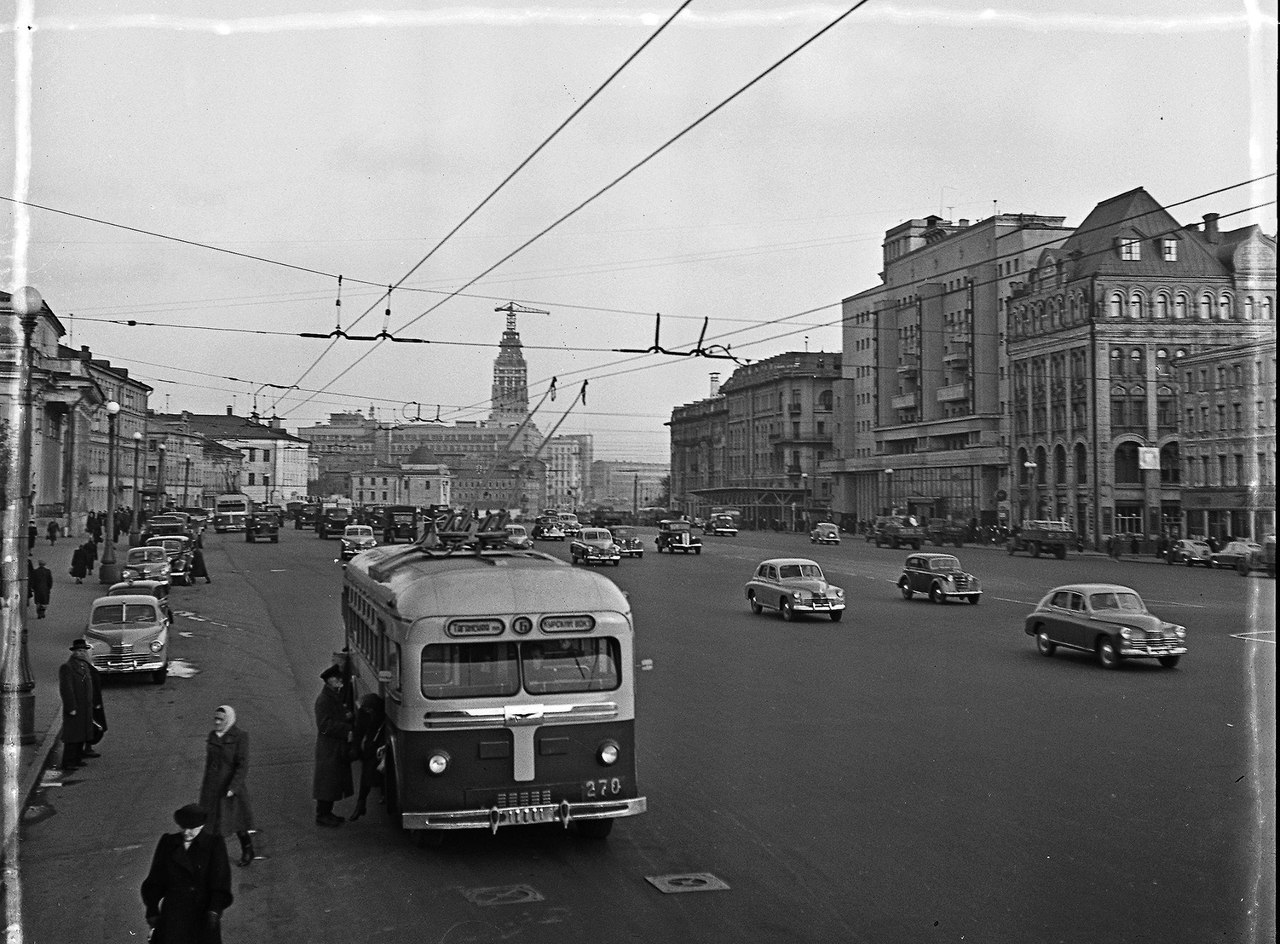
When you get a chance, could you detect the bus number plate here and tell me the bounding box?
[583,777,625,799]
[494,805,557,826]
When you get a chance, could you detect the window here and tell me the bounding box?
[1109,293,1123,318]
[1119,238,1141,260]
[1200,294,1213,320]
[1162,238,1178,261]
[1175,293,1188,319]
[262,475,270,488]
[1129,293,1143,319]
[1219,295,1233,320]
[247,473,256,486]
[1155,293,1169,320]
[247,448,256,462]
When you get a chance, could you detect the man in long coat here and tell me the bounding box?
[141,804,233,944]
[58,639,95,770]
[30,559,53,618]
[312,664,354,827]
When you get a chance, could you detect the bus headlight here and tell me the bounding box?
[427,751,450,776]
[597,740,620,766]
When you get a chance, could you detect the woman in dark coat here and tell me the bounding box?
[69,544,88,582]
[349,693,386,820]
[199,705,256,866]
[141,804,233,944]
[190,547,210,583]
[312,665,354,826]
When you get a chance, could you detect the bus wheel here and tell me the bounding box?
[383,761,401,823]
[573,819,614,839]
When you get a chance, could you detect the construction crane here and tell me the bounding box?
[494,301,549,331]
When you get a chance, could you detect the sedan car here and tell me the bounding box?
[1024,583,1187,669]
[340,525,378,561]
[503,524,534,549]
[1167,539,1212,567]
[1211,540,1261,570]
[703,515,739,536]
[107,579,173,627]
[611,526,644,558]
[84,594,170,682]
[897,553,981,604]
[809,522,841,545]
[656,519,702,554]
[745,558,845,622]
[532,517,566,541]
[146,535,194,585]
[121,545,171,584]
[569,528,622,566]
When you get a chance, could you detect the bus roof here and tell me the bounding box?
[348,547,630,619]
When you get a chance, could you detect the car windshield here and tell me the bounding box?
[345,527,373,538]
[664,521,690,532]
[613,527,636,539]
[505,526,526,536]
[128,548,166,563]
[929,557,961,571]
[420,639,621,698]
[1089,591,1146,613]
[778,563,823,580]
[582,530,611,542]
[92,603,159,624]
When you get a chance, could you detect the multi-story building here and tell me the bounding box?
[1006,188,1275,544]
[545,434,593,510]
[350,456,452,508]
[669,352,839,529]
[296,411,380,496]
[591,460,670,515]
[1177,341,1276,541]
[829,212,1072,530]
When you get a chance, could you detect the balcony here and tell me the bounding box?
[787,402,802,415]
[896,362,918,377]
[936,383,969,403]
[943,349,969,366]
[891,392,917,410]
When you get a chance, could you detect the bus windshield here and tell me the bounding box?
[422,639,621,698]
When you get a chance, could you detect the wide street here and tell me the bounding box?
[18,525,1276,943]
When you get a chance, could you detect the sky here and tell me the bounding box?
[4,1,1277,461]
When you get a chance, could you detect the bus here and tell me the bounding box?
[341,512,646,844]
[212,493,253,533]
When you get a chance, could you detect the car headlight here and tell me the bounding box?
[149,639,164,653]
[832,587,844,599]
[597,740,620,766]
[792,590,810,601]
[1172,625,1187,638]
[1119,627,1134,639]
[427,751,450,776]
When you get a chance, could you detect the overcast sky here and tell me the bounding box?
[5,1,1277,459]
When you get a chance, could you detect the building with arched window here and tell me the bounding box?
[1007,187,1275,546]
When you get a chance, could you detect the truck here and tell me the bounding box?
[316,504,353,539]
[1007,519,1074,559]
[927,518,967,548]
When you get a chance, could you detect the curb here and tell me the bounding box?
[4,716,62,849]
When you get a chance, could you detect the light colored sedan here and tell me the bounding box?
[1024,583,1187,669]
[745,558,845,622]
[1167,539,1211,567]
[1210,540,1261,570]
[570,528,621,566]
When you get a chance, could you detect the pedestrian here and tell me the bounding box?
[82,534,99,570]
[31,559,53,619]
[312,664,354,827]
[69,543,89,583]
[140,804,233,944]
[58,639,95,771]
[46,519,60,545]
[198,705,256,867]
[86,658,106,759]
[349,692,386,821]
[28,518,37,552]
[191,546,211,584]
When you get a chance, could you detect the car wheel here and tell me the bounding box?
[929,584,945,604]
[1035,631,1056,657]
[1158,655,1181,668]
[780,599,795,622]
[829,610,843,622]
[1030,541,1041,558]
[1054,545,1067,560]
[967,595,980,605]
[749,594,763,615]
[695,547,701,554]
[1007,543,1016,555]
[1185,558,1193,567]
[899,579,913,600]
[153,664,168,684]
[1097,636,1122,669]
[637,552,643,558]
[1237,560,1250,576]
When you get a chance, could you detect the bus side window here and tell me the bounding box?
[388,643,402,697]
[376,619,386,670]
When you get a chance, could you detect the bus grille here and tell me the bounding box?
[496,789,552,807]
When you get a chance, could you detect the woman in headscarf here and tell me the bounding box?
[198,705,256,867]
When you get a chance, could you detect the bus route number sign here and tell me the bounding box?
[541,615,595,634]
[583,777,625,799]
[447,619,506,637]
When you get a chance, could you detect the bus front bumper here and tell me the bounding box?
[402,796,647,833]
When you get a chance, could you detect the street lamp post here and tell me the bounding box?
[884,468,894,514]
[129,431,143,546]
[182,454,192,507]
[99,401,122,584]
[2,285,44,744]
[1024,460,1039,523]
[156,442,167,512]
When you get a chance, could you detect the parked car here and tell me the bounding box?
[570,528,622,566]
[146,535,194,585]
[340,525,377,561]
[503,523,534,550]
[611,526,645,558]
[703,514,739,536]
[557,513,583,537]
[107,579,172,627]
[898,552,982,604]
[245,512,280,544]
[145,514,190,540]
[1024,583,1187,669]
[656,519,702,554]
[84,594,170,682]
[1167,539,1212,567]
[176,506,209,531]
[871,515,926,550]
[1238,535,1276,577]
[745,558,845,622]
[532,517,566,541]
[1211,540,1261,570]
[121,545,171,584]
[809,522,841,545]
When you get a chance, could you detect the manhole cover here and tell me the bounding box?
[461,884,545,907]
[645,873,730,894]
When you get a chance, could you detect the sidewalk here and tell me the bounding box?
[2,540,132,848]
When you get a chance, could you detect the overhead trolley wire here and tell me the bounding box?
[284,0,878,416]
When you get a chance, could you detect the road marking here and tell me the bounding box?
[461,884,545,907]
[1145,599,1209,608]
[645,873,730,894]
[1232,631,1276,644]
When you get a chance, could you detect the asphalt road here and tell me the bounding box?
[18,526,1276,943]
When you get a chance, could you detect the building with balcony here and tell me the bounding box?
[669,353,839,529]
[1006,188,1275,544]
[1176,340,1276,542]
[830,212,1071,529]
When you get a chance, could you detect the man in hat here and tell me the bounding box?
[141,804,233,943]
[312,664,355,827]
[30,559,53,619]
[58,639,95,771]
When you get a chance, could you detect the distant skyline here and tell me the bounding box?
[5,1,1276,459]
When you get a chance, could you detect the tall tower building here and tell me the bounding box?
[489,305,530,426]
